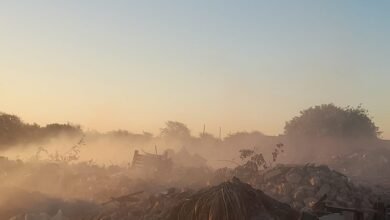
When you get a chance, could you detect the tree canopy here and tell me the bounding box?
[160,121,191,140]
[284,104,380,139]
[0,112,82,148]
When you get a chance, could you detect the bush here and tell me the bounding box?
[284,104,380,139]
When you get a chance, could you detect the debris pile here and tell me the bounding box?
[253,164,379,210]
[9,210,68,220]
[2,152,388,220]
[329,150,390,186]
[2,188,99,220]
[131,150,173,175]
[90,177,301,220]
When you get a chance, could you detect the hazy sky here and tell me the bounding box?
[1,1,389,138]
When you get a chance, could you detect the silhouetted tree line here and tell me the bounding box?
[0,112,82,148]
[0,104,383,150]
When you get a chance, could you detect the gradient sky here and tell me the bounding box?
[1,1,390,138]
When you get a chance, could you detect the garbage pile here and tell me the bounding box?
[9,210,68,220]
[329,151,390,187]
[2,150,387,220]
[89,177,301,220]
[252,164,379,210]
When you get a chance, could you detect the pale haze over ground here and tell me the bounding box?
[1,1,389,138]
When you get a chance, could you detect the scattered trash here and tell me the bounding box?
[88,177,302,220]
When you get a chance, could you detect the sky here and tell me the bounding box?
[1,1,390,138]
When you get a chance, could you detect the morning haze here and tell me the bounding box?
[1,1,389,138]
[1,2,390,219]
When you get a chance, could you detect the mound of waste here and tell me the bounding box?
[9,210,68,220]
[252,164,379,210]
[91,177,301,220]
[2,188,98,220]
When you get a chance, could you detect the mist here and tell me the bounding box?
[1,105,390,219]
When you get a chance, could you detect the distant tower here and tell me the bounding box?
[219,127,222,140]
[203,124,206,135]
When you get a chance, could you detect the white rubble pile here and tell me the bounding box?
[254,164,379,210]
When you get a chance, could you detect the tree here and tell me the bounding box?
[0,113,26,145]
[284,104,380,139]
[160,121,191,140]
[0,112,84,148]
[44,123,82,136]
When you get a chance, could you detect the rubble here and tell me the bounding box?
[252,164,380,210]
[89,177,301,220]
[131,150,173,176]
[329,150,390,187]
[9,210,68,220]
[1,154,388,220]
